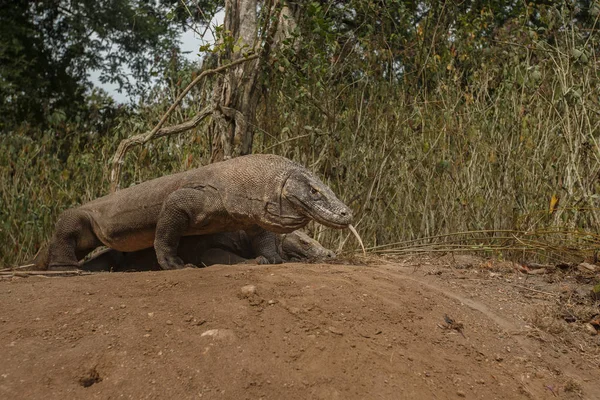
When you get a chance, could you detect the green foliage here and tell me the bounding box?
[0,0,214,133]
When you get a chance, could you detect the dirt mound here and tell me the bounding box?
[1,257,598,399]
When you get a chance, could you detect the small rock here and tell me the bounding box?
[584,323,598,336]
[240,285,257,297]
[578,262,597,272]
[147,312,154,318]
[166,320,173,325]
[268,299,276,305]
[201,329,236,342]
[457,390,466,397]
[328,326,343,335]
[495,355,503,362]
[119,304,126,309]
[527,268,546,275]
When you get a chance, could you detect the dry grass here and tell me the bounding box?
[256,20,600,263]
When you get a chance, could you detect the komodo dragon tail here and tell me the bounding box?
[30,245,50,270]
[12,246,48,271]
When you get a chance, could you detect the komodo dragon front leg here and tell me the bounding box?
[245,227,283,265]
[154,188,282,270]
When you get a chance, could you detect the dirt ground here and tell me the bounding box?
[1,255,599,399]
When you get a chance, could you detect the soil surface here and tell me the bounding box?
[1,255,599,399]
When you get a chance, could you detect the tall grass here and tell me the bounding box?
[258,21,600,262]
[1,12,599,267]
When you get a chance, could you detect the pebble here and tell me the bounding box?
[577,262,597,272]
[527,268,546,275]
[201,329,236,342]
[166,320,173,325]
[241,285,257,297]
[457,390,466,397]
[328,326,343,335]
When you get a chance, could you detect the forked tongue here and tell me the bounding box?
[348,224,366,255]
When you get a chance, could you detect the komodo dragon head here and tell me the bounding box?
[281,231,336,261]
[281,169,353,229]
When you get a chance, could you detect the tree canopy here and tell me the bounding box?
[0,0,221,133]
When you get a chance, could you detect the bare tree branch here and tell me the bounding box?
[110,53,260,192]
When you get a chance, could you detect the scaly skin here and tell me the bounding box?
[80,230,336,272]
[37,154,351,270]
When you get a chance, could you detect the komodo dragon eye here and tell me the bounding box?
[310,187,319,195]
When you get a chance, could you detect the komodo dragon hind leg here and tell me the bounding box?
[47,208,102,270]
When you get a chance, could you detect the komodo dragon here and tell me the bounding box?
[80,230,336,272]
[36,154,352,270]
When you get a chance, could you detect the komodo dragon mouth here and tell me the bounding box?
[282,171,353,229]
[292,199,351,228]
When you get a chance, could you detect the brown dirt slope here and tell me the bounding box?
[1,257,598,399]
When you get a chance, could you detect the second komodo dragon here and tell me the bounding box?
[36,154,352,270]
[81,230,336,272]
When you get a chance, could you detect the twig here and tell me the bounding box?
[110,53,259,192]
[0,270,95,277]
[510,284,558,297]
[4,263,36,272]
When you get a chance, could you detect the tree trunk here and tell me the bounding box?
[209,0,261,162]
[209,0,296,162]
